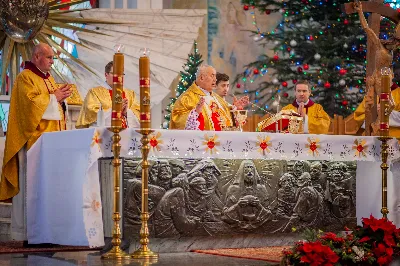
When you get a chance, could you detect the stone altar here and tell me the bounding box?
[26,128,399,248]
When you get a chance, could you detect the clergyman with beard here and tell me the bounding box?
[222,160,271,229]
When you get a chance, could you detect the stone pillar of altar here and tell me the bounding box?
[98,158,125,238]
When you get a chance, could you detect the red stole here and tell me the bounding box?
[211,111,222,131]
[196,102,223,131]
[198,113,205,130]
[108,90,127,128]
[291,99,315,115]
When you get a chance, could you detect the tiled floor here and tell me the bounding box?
[0,251,277,266]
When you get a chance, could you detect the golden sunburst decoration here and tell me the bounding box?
[203,133,220,155]
[149,132,163,152]
[352,139,368,157]
[256,135,272,155]
[0,0,119,92]
[305,137,320,157]
[91,129,102,151]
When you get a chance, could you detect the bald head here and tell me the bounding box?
[31,43,54,73]
[195,64,216,92]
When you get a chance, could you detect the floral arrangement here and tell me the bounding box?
[281,215,400,266]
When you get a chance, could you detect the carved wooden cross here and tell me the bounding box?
[343,0,400,135]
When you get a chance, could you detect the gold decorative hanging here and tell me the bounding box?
[0,0,120,91]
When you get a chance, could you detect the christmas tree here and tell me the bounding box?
[162,42,203,129]
[236,0,400,117]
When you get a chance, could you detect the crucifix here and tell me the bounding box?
[343,0,400,135]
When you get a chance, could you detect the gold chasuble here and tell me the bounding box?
[354,87,400,137]
[170,82,233,130]
[0,61,66,200]
[75,86,140,128]
[282,101,330,134]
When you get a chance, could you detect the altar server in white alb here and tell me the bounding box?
[76,61,140,129]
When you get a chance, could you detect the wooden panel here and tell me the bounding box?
[242,114,271,132]
[338,115,345,135]
[344,113,364,135]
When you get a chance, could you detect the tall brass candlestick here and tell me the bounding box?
[379,67,392,219]
[102,45,130,260]
[112,50,124,128]
[132,48,158,260]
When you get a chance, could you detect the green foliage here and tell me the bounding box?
[237,0,399,117]
[162,42,203,129]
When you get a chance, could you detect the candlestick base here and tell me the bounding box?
[131,248,159,260]
[132,257,159,265]
[101,246,131,260]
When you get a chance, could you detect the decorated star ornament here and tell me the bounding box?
[305,137,320,156]
[256,135,272,155]
[149,131,163,152]
[352,139,368,157]
[91,130,102,152]
[203,133,220,154]
[0,0,120,87]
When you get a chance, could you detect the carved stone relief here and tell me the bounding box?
[123,159,356,239]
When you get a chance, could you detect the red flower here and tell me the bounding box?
[321,232,344,243]
[363,215,396,234]
[346,234,354,241]
[299,242,339,266]
[384,234,396,247]
[373,243,394,265]
[377,255,393,266]
[359,236,370,243]
[282,249,293,256]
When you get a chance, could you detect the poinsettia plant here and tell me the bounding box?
[281,215,400,266]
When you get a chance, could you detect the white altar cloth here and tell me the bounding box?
[26,128,400,247]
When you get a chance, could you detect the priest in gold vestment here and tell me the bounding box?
[354,86,400,137]
[281,80,330,134]
[76,61,140,128]
[170,65,248,131]
[0,43,71,241]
